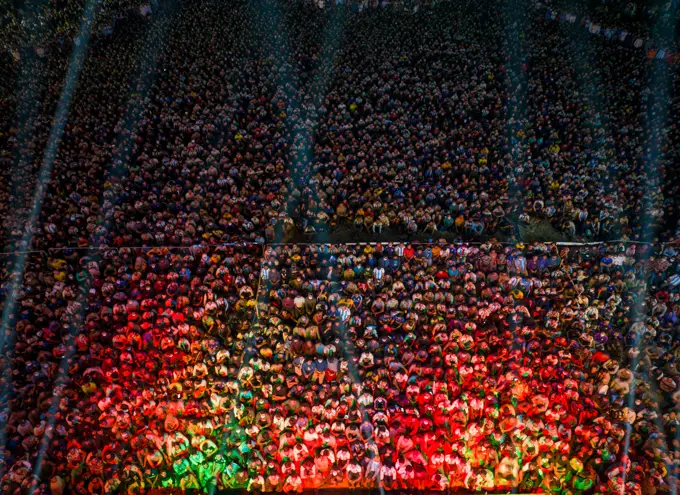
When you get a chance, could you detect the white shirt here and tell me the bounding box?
[338,306,351,321]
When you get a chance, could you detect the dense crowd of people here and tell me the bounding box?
[542,0,680,49]
[2,0,680,251]
[2,241,680,494]
[0,0,143,53]
[1,0,680,493]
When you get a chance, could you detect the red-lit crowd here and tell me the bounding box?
[1,240,680,494]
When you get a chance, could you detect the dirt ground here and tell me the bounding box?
[280,220,567,245]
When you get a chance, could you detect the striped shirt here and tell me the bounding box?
[338,306,351,321]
